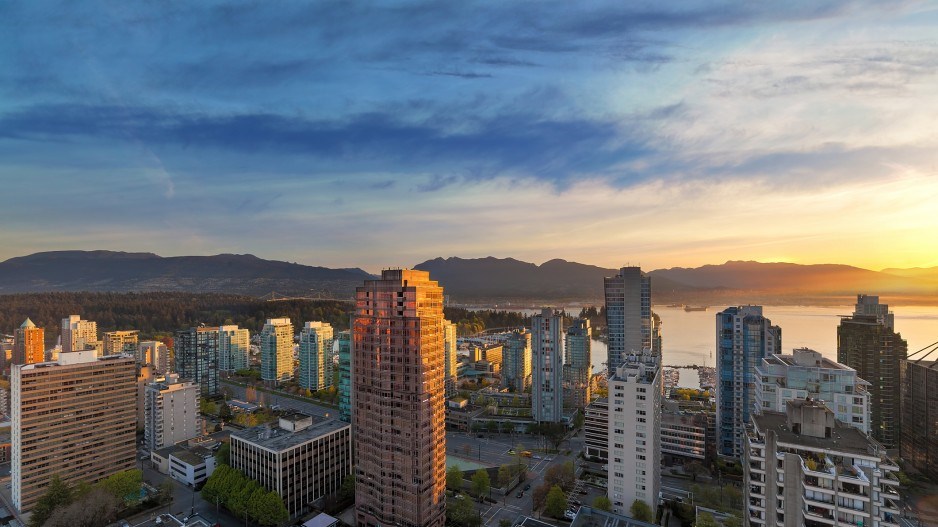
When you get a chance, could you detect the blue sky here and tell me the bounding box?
[2,1,937,272]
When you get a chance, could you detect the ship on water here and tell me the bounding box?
[683,305,708,312]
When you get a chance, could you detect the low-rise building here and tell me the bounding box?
[744,399,901,527]
[230,413,352,519]
[169,447,216,487]
[584,398,608,461]
[661,399,709,464]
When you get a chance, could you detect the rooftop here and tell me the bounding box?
[753,410,879,457]
[231,417,349,452]
[570,506,658,527]
[171,449,209,467]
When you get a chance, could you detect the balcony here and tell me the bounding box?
[804,505,835,525]
[839,482,869,498]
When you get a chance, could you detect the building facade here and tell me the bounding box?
[502,329,532,393]
[837,295,907,448]
[261,318,294,383]
[175,327,220,396]
[353,269,446,527]
[563,318,592,409]
[604,267,654,375]
[12,318,44,366]
[900,359,938,483]
[755,348,870,434]
[299,322,335,392]
[716,305,781,458]
[103,330,139,356]
[218,325,250,372]
[11,351,136,512]
[336,331,352,423]
[138,340,171,372]
[144,373,200,451]
[443,320,458,397]
[584,398,609,461]
[61,315,97,354]
[744,399,902,527]
[230,414,353,519]
[606,352,661,517]
[661,399,709,464]
[532,308,564,423]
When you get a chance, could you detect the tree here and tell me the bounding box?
[159,479,175,504]
[722,515,742,527]
[44,487,120,527]
[98,469,142,502]
[695,512,719,527]
[544,461,575,491]
[685,460,707,482]
[253,490,289,526]
[471,469,491,499]
[532,483,549,512]
[29,474,72,527]
[447,465,464,490]
[538,422,567,451]
[216,442,231,466]
[592,495,612,512]
[339,473,356,502]
[498,465,512,490]
[544,485,567,518]
[572,411,585,430]
[219,401,233,420]
[629,499,653,522]
[499,519,513,527]
[200,398,218,415]
[448,495,482,527]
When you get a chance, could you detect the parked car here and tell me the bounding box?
[564,510,577,520]
[523,484,531,491]
[516,490,524,498]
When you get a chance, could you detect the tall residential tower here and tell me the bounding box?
[261,318,294,383]
[532,308,564,423]
[299,321,334,392]
[604,267,653,374]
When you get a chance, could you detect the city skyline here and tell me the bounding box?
[2,2,938,271]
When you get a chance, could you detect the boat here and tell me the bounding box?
[683,305,708,312]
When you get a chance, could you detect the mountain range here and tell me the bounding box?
[0,251,936,304]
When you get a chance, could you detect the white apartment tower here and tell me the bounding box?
[261,318,294,383]
[144,373,200,451]
[218,325,250,372]
[607,351,661,517]
[298,321,334,391]
[531,308,564,423]
[61,315,97,354]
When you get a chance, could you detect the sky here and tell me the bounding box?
[1,1,937,273]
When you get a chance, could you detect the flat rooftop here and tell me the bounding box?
[231,417,349,452]
[571,507,658,527]
[753,411,877,457]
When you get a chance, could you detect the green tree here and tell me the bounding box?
[629,499,653,522]
[544,485,567,518]
[471,469,491,499]
[219,401,233,420]
[200,398,218,415]
[497,465,511,489]
[98,469,142,502]
[722,515,742,527]
[447,495,482,527]
[685,460,707,482]
[499,519,513,527]
[695,512,719,527]
[592,495,612,512]
[447,465,464,490]
[216,442,231,466]
[29,474,72,527]
[253,490,289,526]
[339,473,356,502]
[572,411,585,429]
[544,461,575,491]
[159,479,175,504]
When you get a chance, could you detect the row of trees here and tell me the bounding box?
[443,308,529,336]
[200,465,289,526]
[29,469,150,527]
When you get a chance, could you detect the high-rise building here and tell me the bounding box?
[443,320,458,397]
[838,295,907,448]
[336,331,352,423]
[353,269,446,527]
[532,308,564,423]
[900,359,938,482]
[299,321,334,391]
[61,315,97,353]
[102,330,139,356]
[218,325,250,372]
[715,305,780,458]
[563,318,592,409]
[138,340,171,373]
[144,373,200,451]
[744,399,901,527]
[12,318,44,366]
[755,348,870,434]
[261,318,294,383]
[502,329,532,393]
[230,414,353,520]
[11,351,136,512]
[606,351,661,517]
[175,327,220,396]
[604,267,653,375]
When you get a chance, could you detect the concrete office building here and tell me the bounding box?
[299,322,334,392]
[139,340,171,372]
[532,308,564,423]
[175,326,220,396]
[61,315,97,354]
[444,320,458,397]
[838,295,907,448]
[502,329,532,393]
[230,414,353,519]
[261,318,294,383]
[353,269,446,527]
[336,331,352,423]
[606,351,661,517]
[563,319,592,409]
[716,305,781,458]
[103,330,139,356]
[11,351,136,512]
[12,318,44,366]
[900,359,938,482]
[144,373,200,451]
[744,399,901,527]
[218,325,250,372]
[661,399,709,463]
[604,267,654,375]
[755,348,871,434]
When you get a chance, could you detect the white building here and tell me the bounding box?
[169,448,216,487]
[261,318,294,383]
[218,325,251,372]
[745,399,902,527]
[755,348,871,434]
[298,322,334,391]
[144,374,201,451]
[607,351,660,517]
[531,308,564,423]
[60,315,97,354]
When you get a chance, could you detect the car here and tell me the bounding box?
[118,521,130,527]
[564,510,577,520]
[516,491,524,498]
[520,451,532,457]
[454,494,465,500]
[571,499,581,506]
[532,455,542,459]
[523,484,531,491]
[507,450,516,455]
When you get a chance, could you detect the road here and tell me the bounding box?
[220,380,338,419]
